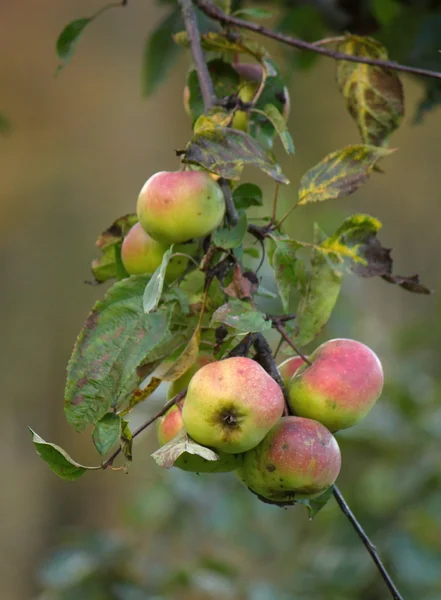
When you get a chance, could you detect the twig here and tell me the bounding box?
[333,485,404,600]
[270,183,280,227]
[273,334,284,360]
[102,389,187,469]
[272,321,312,366]
[253,333,289,406]
[179,0,215,110]
[193,0,441,81]
[227,333,256,357]
[220,178,239,226]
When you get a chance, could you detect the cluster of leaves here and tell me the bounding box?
[32,1,431,505]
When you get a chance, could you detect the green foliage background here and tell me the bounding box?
[1,1,441,598]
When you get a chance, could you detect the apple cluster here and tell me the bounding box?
[120,170,225,277]
[157,338,384,505]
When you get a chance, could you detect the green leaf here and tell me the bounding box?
[233,183,263,210]
[91,214,138,283]
[268,236,301,312]
[293,249,342,347]
[232,8,272,19]
[371,0,402,26]
[337,35,404,146]
[261,104,295,154]
[211,299,271,334]
[297,486,334,519]
[213,212,248,249]
[152,429,219,469]
[183,124,289,184]
[120,376,162,416]
[56,17,91,72]
[143,246,174,314]
[65,276,171,431]
[29,428,99,480]
[0,113,12,136]
[92,413,121,456]
[142,7,183,96]
[298,145,393,206]
[120,418,133,466]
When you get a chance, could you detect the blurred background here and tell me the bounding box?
[1,1,441,599]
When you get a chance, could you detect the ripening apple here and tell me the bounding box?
[278,356,307,388]
[137,171,225,244]
[156,402,243,473]
[121,222,187,281]
[288,338,384,432]
[237,416,341,503]
[182,357,285,454]
[167,353,215,400]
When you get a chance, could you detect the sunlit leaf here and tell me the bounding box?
[337,35,404,146]
[298,145,393,205]
[152,430,219,469]
[143,246,174,314]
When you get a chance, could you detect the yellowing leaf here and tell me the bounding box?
[337,35,404,147]
[160,328,200,382]
[298,145,393,205]
[152,430,219,469]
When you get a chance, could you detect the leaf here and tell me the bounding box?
[120,418,133,466]
[160,328,200,382]
[183,125,289,184]
[298,145,393,206]
[268,236,301,312]
[223,265,253,300]
[143,246,174,313]
[120,376,163,417]
[261,104,295,154]
[91,214,138,283]
[213,212,248,249]
[151,430,219,469]
[337,35,404,147]
[320,214,431,294]
[29,428,98,480]
[65,276,171,431]
[297,486,334,519]
[232,8,272,19]
[56,18,91,72]
[142,7,183,96]
[294,250,342,347]
[233,183,263,210]
[211,299,271,334]
[92,413,121,456]
[0,113,12,136]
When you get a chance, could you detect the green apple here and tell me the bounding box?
[288,338,384,432]
[137,170,225,244]
[182,357,285,454]
[121,222,187,281]
[237,416,341,503]
[278,356,307,388]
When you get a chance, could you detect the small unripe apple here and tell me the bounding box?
[137,171,225,244]
[121,222,187,281]
[237,416,341,503]
[182,357,285,454]
[278,356,307,388]
[156,402,243,473]
[288,339,384,432]
[167,353,214,400]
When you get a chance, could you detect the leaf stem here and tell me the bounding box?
[272,321,312,366]
[332,485,404,600]
[193,0,441,81]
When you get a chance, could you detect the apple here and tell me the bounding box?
[167,353,214,400]
[237,416,341,503]
[182,357,285,454]
[156,402,243,473]
[137,171,225,244]
[278,355,307,388]
[121,222,187,281]
[288,338,384,432]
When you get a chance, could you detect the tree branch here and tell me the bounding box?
[253,332,290,407]
[193,0,441,81]
[333,485,404,600]
[179,0,215,110]
[102,389,187,469]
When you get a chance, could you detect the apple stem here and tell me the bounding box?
[332,485,404,600]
